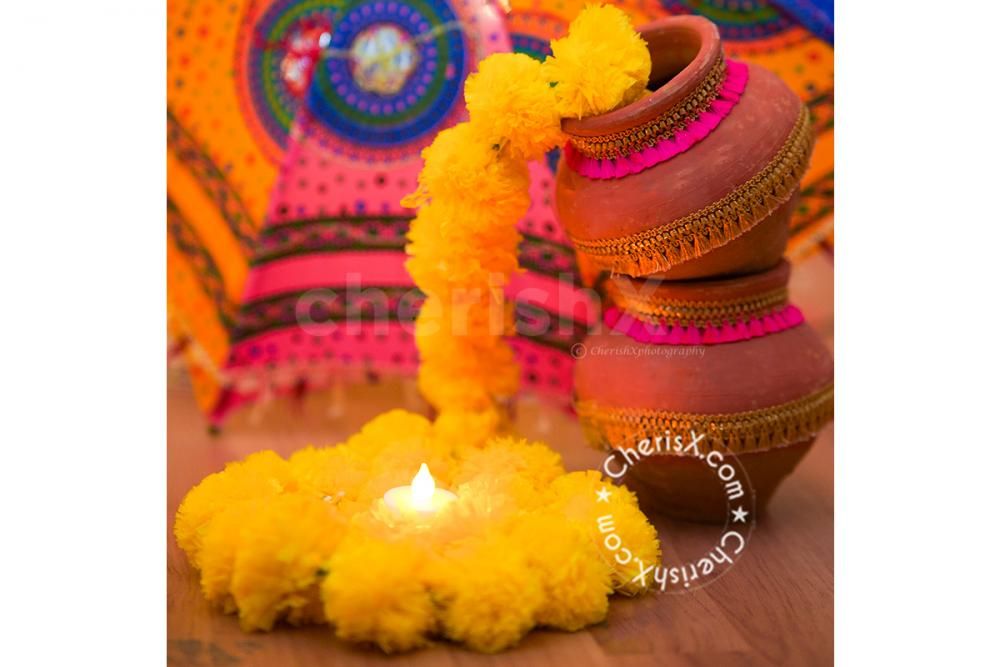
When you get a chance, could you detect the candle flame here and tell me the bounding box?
[411,463,435,511]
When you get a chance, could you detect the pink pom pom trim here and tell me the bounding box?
[604,303,804,346]
[564,60,750,180]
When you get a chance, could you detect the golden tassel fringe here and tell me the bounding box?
[575,383,833,455]
[570,105,814,277]
[604,280,789,327]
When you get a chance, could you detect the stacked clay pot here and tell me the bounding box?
[555,16,833,522]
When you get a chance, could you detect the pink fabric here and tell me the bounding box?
[604,304,804,346]
[506,270,601,326]
[241,251,414,300]
[564,60,750,180]
[223,322,419,377]
[265,120,420,226]
[509,337,575,402]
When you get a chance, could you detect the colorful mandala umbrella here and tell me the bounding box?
[197,0,595,426]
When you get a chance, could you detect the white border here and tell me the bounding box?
[1,1,999,665]
[0,1,165,664]
[837,2,1000,664]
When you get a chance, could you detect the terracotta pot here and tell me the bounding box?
[573,261,833,522]
[555,16,813,281]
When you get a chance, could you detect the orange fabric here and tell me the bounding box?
[167,0,277,408]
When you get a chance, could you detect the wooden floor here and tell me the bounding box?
[168,256,834,667]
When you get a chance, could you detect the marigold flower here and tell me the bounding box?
[464,52,564,161]
[323,535,437,653]
[431,533,545,653]
[454,435,565,488]
[174,450,294,569]
[550,471,661,594]
[542,4,651,118]
[402,122,530,218]
[511,513,612,630]
[228,492,347,631]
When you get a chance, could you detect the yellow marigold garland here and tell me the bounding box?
[402,3,651,425]
[175,5,660,653]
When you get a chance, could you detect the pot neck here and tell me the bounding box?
[604,260,792,327]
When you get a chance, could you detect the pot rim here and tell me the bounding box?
[561,15,722,137]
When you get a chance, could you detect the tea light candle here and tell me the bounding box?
[383,463,457,521]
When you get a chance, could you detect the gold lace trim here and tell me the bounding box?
[575,383,833,455]
[570,106,813,277]
[567,55,728,160]
[605,280,788,327]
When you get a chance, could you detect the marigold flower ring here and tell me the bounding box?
[175,4,663,654]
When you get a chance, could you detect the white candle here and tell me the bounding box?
[383,463,457,521]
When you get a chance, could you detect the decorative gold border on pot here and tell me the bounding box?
[569,106,813,277]
[566,55,728,161]
[605,280,789,327]
[575,383,833,455]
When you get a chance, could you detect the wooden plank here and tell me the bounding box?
[167,379,833,667]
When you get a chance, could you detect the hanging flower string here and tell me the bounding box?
[402,3,651,430]
[175,5,658,654]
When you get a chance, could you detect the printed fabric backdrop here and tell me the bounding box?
[167,0,834,426]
